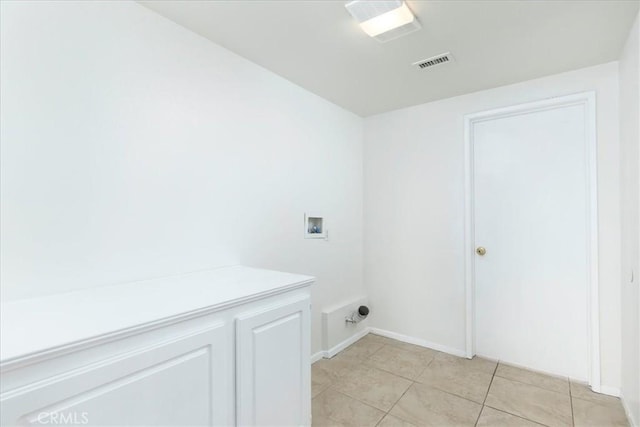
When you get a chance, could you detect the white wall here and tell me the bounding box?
[619,10,640,426]
[1,0,633,390]
[364,62,622,390]
[0,1,365,355]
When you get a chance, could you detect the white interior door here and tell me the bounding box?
[472,99,592,381]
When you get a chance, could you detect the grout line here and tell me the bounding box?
[413,380,486,406]
[492,373,571,396]
[328,345,415,416]
[474,361,499,426]
[481,404,550,427]
[313,381,332,399]
[569,380,575,427]
[413,364,428,381]
[329,386,389,414]
[373,414,385,427]
[373,408,387,427]
[363,348,433,382]
[366,343,441,424]
[364,363,422,382]
[408,357,496,407]
[481,363,553,427]
[484,362,499,405]
[364,339,418,425]
[382,381,416,426]
[425,354,436,368]
[319,386,387,426]
[321,338,571,427]
[367,343,390,358]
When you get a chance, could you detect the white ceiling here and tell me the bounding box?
[140,0,639,117]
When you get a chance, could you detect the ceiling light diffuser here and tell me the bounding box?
[345,0,421,43]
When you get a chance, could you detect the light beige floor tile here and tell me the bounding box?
[311,411,340,427]
[366,333,399,346]
[572,397,629,427]
[415,365,493,404]
[338,336,386,361]
[312,359,337,398]
[383,339,440,357]
[570,381,622,406]
[365,334,441,360]
[359,334,396,347]
[434,352,497,374]
[312,380,332,399]
[376,414,416,427]
[389,383,482,426]
[312,355,362,388]
[367,345,434,380]
[332,364,412,412]
[496,363,569,394]
[311,413,336,426]
[485,376,572,427]
[312,388,385,427]
[477,406,543,427]
[414,353,494,403]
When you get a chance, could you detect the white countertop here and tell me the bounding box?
[0,266,314,364]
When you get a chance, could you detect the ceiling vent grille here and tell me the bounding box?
[413,52,454,70]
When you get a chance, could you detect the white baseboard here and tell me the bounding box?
[312,326,468,362]
[620,391,638,427]
[599,385,621,398]
[325,328,370,358]
[368,327,467,358]
[311,328,371,363]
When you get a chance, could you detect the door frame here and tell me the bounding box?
[463,91,600,391]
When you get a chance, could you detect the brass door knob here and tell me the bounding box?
[476,247,486,256]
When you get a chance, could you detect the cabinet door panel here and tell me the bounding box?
[1,323,232,426]
[236,296,311,426]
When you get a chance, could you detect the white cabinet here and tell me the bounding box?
[0,267,313,427]
[236,296,311,426]
[1,324,231,426]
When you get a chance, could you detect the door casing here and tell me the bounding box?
[463,91,600,391]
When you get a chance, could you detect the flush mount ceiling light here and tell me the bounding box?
[345,0,421,43]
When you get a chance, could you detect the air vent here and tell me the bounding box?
[413,52,454,70]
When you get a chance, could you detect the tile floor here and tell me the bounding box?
[311,334,629,427]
